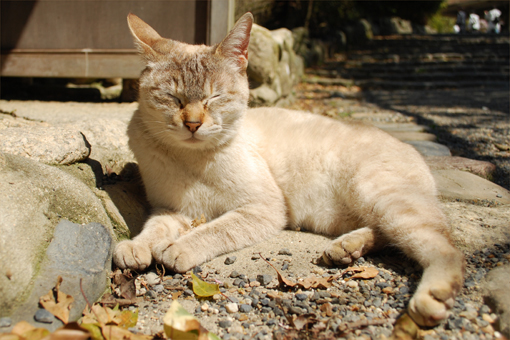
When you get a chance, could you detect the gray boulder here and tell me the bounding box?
[9,220,113,331]
[0,153,115,319]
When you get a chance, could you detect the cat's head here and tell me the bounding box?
[128,13,253,149]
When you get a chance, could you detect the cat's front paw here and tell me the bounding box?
[113,240,152,271]
[408,281,456,327]
[155,241,206,273]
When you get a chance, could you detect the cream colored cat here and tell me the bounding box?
[114,13,465,327]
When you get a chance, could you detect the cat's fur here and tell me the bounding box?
[114,13,465,327]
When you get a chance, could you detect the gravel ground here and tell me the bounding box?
[124,82,510,340]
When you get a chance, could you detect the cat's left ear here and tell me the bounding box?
[216,12,253,72]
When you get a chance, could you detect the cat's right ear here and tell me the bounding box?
[127,13,162,61]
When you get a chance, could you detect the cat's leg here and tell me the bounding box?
[113,210,190,271]
[376,198,465,327]
[322,227,385,266]
[156,204,287,273]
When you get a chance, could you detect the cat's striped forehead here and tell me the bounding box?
[146,45,229,99]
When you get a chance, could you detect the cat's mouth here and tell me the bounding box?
[184,136,203,144]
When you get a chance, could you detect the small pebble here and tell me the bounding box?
[0,317,12,328]
[278,248,292,256]
[34,309,55,323]
[230,271,240,278]
[239,304,252,313]
[225,256,237,265]
[153,284,164,293]
[226,303,239,313]
[145,272,160,286]
[256,274,273,286]
[295,293,308,301]
[218,320,232,328]
[201,303,210,312]
[347,281,358,288]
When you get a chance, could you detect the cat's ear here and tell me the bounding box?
[127,13,163,61]
[215,12,253,72]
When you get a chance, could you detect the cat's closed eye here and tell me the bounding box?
[167,93,183,109]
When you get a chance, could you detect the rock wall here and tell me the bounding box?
[248,24,304,107]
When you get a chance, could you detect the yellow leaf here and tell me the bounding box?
[163,301,221,340]
[79,322,104,340]
[389,313,418,340]
[102,325,151,340]
[191,273,220,297]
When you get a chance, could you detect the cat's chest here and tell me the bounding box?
[138,145,253,220]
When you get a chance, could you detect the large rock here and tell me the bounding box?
[0,153,114,318]
[0,115,90,165]
[248,24,304,107]
[9,220,113,331]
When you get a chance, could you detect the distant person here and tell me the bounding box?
[485,7,502,33]
[469,12,480,32]
[456,9,466,33]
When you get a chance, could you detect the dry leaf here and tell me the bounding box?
[191,214,207,228]
[163,301,220,340]
[259,253,335,289]
[39,276,74,323]
[389,313,418,340]
[343,266,379,280]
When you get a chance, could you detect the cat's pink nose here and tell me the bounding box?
[184,121,202,133]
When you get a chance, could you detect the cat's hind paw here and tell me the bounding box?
[113,240,152,271]
[322,228,377,266]
[408,281,456,327]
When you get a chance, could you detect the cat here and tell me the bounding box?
[113,12,465,327]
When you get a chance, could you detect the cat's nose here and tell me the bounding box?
[184,121,202,133]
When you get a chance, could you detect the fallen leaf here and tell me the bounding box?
[191,214,207,228]
[102,325,151,340]
[259,253,335,289]
[389,313,418,340]
[39,276,74,323]
[343,266,379,280]
[49,322,90,340]
[191,273,220,298]
[163,300,220,340]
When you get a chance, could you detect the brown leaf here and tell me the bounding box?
[102,325,152,340]
[343,266,379,280]
[39,276,74,324]
[258,253,335,290]
[49,323,90,340]
[113,270,137,300]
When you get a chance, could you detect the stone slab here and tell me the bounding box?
[387,131,437,142]
[373,123,428,132]
[425,156,497,180]
[407,140,452,157]
[432,169,510,205]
